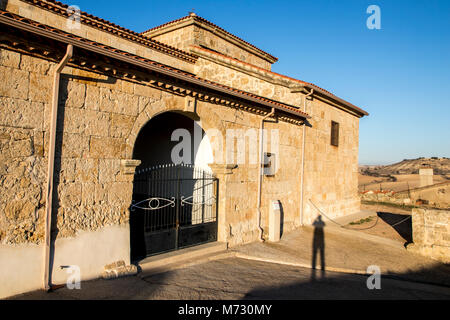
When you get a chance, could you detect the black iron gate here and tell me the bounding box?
[130,164,218,259]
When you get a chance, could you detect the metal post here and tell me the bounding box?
[175,165,180,250]
[201,171,205,224]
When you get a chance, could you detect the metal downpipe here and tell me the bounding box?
[300,89,314,226]
[257,108,275,242]
[43,44,73,291]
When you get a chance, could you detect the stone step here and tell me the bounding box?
[136,242,229,276]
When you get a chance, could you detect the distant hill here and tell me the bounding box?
[360,157,450,176]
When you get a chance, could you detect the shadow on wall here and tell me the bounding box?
[279,201,284,238]
[47,75,69,286]
[48,74,118,285]
[0,0,7,11]
[377,211,413,246]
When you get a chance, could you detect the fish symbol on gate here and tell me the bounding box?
[131,197,176,211]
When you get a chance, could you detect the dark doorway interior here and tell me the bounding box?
[132,112,203,169]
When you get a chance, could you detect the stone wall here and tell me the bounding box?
[213,114,304,245]
[0,3,362,247]
[360,191,412,206]
[0,45,307,248]
[0,47,150,297]
[0,48,148,245]
[0,49,49,244]
[0,47,208,297]
[195,57,296,103]
[302,97,360,224]
[147,21,273,70]
[408,208,450,264]
[0,0,364,297]
[194,56,361,225]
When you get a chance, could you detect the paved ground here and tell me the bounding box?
[10,257,450,300]
[8,209,450,300]
[233,212,450,287]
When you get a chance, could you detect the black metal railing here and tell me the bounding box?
[130,164,218,258]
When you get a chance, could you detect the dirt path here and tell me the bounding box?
[351,204,412,244]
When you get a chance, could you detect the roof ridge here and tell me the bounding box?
[141,15,191,34]
[20,0,198,63]
[141,14,278,63]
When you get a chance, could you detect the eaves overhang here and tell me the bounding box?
[0,10,310,121]
[291,84,369,118]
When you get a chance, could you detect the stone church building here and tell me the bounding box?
[0,0,368,297]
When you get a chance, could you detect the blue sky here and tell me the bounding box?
[71,0,450,165]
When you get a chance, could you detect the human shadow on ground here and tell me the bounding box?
[311,215,326,281]
[243,212,450,299]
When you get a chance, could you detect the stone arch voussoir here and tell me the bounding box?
[125,95,226,159]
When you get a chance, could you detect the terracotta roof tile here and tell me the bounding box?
[21,0,198,63]
[0,9,309,120]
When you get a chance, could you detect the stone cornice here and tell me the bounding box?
[120,160,142,175]
[209,164,238,175]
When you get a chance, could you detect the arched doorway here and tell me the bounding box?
[130,112,217,261]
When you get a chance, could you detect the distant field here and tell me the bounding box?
[359,174,448,192]
[358,174,390,186]
[360,157,450,175]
